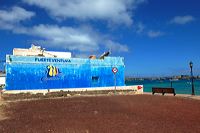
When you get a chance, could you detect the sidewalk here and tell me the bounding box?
[143,92,200,100]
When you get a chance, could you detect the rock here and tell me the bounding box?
[94,110,98,115]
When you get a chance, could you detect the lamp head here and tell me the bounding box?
[189,61,193,68]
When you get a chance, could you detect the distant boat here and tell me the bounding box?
[169,78,179,81]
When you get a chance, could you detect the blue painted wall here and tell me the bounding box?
[6,55,125,90]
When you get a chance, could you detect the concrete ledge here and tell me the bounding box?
[2,85,143,94]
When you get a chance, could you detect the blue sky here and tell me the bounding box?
[0,0,200,77]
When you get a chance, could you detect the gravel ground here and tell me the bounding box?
[0,95,200,133]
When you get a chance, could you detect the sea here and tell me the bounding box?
[125,79,200,95]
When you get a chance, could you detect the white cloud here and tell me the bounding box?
[135,22,145,34]
[105,40,128,52]
[27,25,128,52]
[170,15,195,25]
[0,5,129,53]
[2,23,128,52]
[147,30,164,38]
[25,25,100,52]
[23,0,146,25]
[0,6,35,30]
[134,22,164,38]
[134,16,195,38]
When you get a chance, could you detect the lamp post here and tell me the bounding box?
[189,61,195,95]
[170,78,173,88]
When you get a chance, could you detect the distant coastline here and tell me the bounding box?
[125,75,200,81]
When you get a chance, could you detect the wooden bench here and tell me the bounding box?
[152,87,176,96]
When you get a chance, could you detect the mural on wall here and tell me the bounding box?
[47,65,61,77]
[41,65,62,81]
[6,55,125,90]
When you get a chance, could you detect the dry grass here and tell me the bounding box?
[0,101,9,121]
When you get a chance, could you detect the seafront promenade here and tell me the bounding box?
[143,92,200,100]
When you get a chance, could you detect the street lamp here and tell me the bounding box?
[189,61,195,95]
